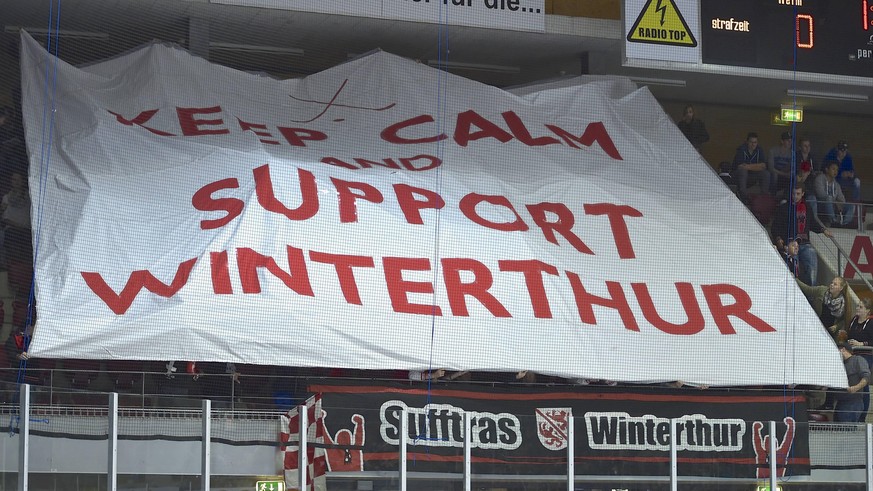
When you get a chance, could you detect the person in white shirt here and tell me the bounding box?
[814,161,853,227]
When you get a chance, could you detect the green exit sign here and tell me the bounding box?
[255,481,285,491]
[780,107,803,122]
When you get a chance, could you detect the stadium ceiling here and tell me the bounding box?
[2,0,871,116]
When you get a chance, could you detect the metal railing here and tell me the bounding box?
[6,384,873,490]
[804,199,873,294]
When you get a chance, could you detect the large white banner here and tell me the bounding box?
[209,0,546,32]
[20,32,845,387]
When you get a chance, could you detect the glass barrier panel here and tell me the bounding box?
[317,406,401,491]
[118,395,207,477]
[469,411,567,491]
[0,405,18,489]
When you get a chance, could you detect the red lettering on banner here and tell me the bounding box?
[566,273,640,331]
[253,165,319,221]
[632,283,704,335]
[546,122,622,160]
[846,235,873,279]
[321,157,359,170]
[237,246,314,296]
[354,158,401,170]
[210,251,233,294]
[526,202,594,255]
[399,154,441,171]
[108,109,176,136]
[177,106,230,136]
[380,114,447,144]
[583,203,642,259]
[319,155,441,172]
[81,244,773,335]
[381,113,620,159]
[393,184,446,225]
[309,252,375,305]
[331,178,385,223]
[454,110,514,147]
[383,257,441,316]
[238,119,280,145]
[701,284,776,334]
[277,126,328,147]
[192,178,244,230]
[498,260,559,318]
[502,111,560,147]
[81,258,198,315]
[109,107,622,161]
[194,165,646,261]
[442,258,511,317]
[459,193,529,232]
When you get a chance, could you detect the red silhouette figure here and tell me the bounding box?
[322,410,366,472]
[752,417,796,478]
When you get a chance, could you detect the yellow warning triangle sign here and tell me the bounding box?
[627,0,697,47]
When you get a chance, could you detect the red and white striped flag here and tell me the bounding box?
[280,394,327,491]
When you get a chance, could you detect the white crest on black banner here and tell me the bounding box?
[535,407,572,451]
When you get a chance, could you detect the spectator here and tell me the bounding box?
[796,276,850,337]
[407,369,469,381]
[814,160,854,227]
[0,107,23,190]
[732,132,769,201]
[768,131,793,194]
[1,171,32,288]
[846,297,873,421]
[797,161,815,201]
[676,104,709,150]
[667,380,709,389]
[718,162,737,190]
[833,342,869,423]
[571,377,618,386]
[0,139,26,198]
[847,298,873,348]
[796,136,816,172]
[824,141,860,201]
[0,107,16,147]
[772,182,832,285]
[782,239,801,277]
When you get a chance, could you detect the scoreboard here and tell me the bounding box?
[700,0,872,78]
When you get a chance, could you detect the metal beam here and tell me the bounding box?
[108,392,118,491]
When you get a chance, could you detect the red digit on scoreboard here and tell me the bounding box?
[865,0,869,30]
[796,14,813,48]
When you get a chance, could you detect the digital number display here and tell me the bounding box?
[700,0,873,78]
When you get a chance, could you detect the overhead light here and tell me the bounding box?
[786,89,868,102]
[427,60,520,74]
[629,77,686,87]
[4,26,109,40]
[208,42,304,56]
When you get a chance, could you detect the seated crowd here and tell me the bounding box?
[705,125,863,288]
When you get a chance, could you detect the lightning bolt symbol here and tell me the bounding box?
[655,0,667,26]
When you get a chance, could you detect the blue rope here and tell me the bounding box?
[780,3,802,480]
[10,0,63,436]
[417,1,451,456]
